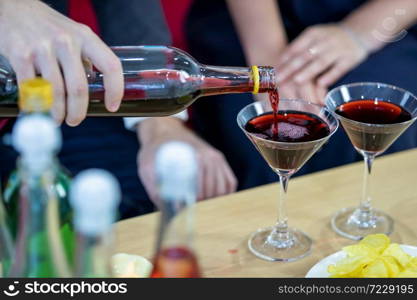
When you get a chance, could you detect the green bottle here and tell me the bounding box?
[0,190,13,277]
[2,79,74,265]
[8,114,71,277]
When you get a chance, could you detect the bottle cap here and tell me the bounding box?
[70,169,121,236]
[12,114,61,171]
[155,141,198,204]
[19,78,53,112]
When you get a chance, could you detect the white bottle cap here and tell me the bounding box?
[12,114,61,172]
[70,169,121,236]
[155,141,198,204]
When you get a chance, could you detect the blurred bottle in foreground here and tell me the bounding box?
[0,190,13,277]
[2,78,73,262]
[8,115,71,277]
[150,142,201,278]
[71,169,121,278]
[0,46,276,117]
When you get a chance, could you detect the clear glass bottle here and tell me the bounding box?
[0,191,13,277]
[70,169,121,278]
[8,115,71,277]
[0,46,276,117]
[150,142,201,278]
[2,79,74,264]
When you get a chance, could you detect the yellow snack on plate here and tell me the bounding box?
[361,258,389,278]
[343,244,378,259]
[359,233,390,254]
[380,256,401,277]
[403,257,417,273]
[382,243,412,268]
[327,234,416,278]
[396,270,417,278]
[328,256,373,278]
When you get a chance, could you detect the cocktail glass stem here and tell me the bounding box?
[267,173,294,248]
[361,153,375,212]
[350,152,377,228]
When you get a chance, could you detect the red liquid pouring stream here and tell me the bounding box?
[269,89,280,137]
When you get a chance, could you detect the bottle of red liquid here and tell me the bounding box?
[150,142,201,278]
[0,47,276,117]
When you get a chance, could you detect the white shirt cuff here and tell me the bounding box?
[123,110,189,131]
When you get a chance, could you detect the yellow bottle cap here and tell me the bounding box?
[251,66,260,94]
[19,78,54,112]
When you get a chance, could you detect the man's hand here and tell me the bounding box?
[0,0,123,125]
[137,117,237,207]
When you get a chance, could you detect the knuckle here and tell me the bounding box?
[71,84,88,97]
[67,80,88,98]
[213,151,225,161]
[13,49,35,64]
[54,34,75,51]
[318,56,329,66]
[78,24,94,36]
[105,56,122,73]
[49,25,67,38]
[35,40,53,57]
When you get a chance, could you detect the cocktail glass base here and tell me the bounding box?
[248,226,312,262]
[331,207,394,240]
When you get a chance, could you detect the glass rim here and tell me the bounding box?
[326,82,417,128]
[236,99,339,146]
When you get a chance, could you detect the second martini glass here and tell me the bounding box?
[326,82,417,240]
[237,99,338,261]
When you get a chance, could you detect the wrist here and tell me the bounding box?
[137,117,185,145]
[339,20,385,54]
[246,43,286,67]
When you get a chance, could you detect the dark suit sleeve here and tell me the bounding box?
[92,0,171,46]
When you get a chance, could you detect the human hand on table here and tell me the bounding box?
[137,117,238,207]
[276,24,368,104]
[0,0,123,125]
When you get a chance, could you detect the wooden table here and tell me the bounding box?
[115,149,417,277]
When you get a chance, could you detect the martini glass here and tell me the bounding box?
[326,82,417,240]
[237,99,338,261]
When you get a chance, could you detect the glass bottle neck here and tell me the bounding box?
[75,233,112,277]
[199,65,276,97]
[156,198,195,251]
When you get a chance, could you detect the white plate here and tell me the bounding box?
[306,244,417,278]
